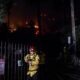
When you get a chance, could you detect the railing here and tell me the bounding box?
[0,41,28,80]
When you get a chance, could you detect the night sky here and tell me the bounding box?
[5,0,80,33]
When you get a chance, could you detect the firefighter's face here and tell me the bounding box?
[29,48,34,54]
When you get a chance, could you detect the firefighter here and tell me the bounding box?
[24,46,40,80]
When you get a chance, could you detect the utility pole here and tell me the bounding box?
[70,0,77,65]
[70,0,76,54]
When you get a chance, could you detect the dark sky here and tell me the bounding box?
[9,0,37,25]
[6,0,80,33]
[74,0,80,25]
[9,0,71,23]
